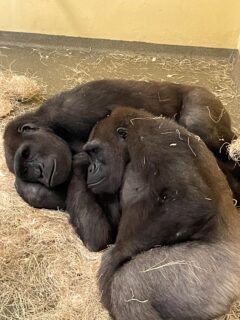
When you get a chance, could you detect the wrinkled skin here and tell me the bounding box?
[11,125,72,209]
[14,126,72,188]
[84,107,240,320]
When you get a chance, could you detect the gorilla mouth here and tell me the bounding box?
[49,159,56,187]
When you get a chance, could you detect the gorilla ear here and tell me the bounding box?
[116,127,128,139]
[18,123,39,133]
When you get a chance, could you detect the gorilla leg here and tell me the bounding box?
[105,243,240,320]
[217,160,240,202]
[179,87,235,158]
[179,87,240,201]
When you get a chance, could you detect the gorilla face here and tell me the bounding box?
[13,123,72,188]
[83,124,129,194]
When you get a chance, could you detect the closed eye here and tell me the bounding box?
[18,123,39,133]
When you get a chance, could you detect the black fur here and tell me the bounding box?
[85,107,240,319]
[3,80,240,251]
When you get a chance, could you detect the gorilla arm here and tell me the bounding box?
[66,152,119,252]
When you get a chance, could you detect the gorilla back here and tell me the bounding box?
[3,79,240,208]
[84,107,240,320]
[4,79,236,171]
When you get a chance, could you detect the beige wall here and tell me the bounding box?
[0,0,240,49]
[238,35,240,51]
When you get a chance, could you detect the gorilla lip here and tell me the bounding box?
[49,159,56,188]
[88,177,106,188]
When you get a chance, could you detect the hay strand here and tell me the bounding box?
[228,138,240,162]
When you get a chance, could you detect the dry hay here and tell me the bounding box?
[0,97,13,118]
[228,138,240,162]
[0,71,43,117]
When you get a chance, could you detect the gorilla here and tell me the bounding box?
[3,80,240,251]
[83,107,240,320]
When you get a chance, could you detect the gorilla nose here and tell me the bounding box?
[83,140,100,154]
[33,164,43,178]
[21,147,30,160]
[89,162,97,173]
[23,163,43,181]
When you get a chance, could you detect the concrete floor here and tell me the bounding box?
[0,40,239,132]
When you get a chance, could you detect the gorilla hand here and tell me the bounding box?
[72,151,91,177]
[15,178,67,209]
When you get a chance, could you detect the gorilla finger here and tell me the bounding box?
[72,152,91,177]
[73,151,91,165]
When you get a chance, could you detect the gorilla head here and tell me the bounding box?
[84,113,129,194]
[4,114,72,188]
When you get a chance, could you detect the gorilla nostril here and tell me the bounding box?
[21,148,30,160]
[38,165,44,178]
[31,167,39,178]
[23,167,28,174]
[89,163,97,173]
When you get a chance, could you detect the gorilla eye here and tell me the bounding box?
[116,127,128,139]
[18,123,39,133]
